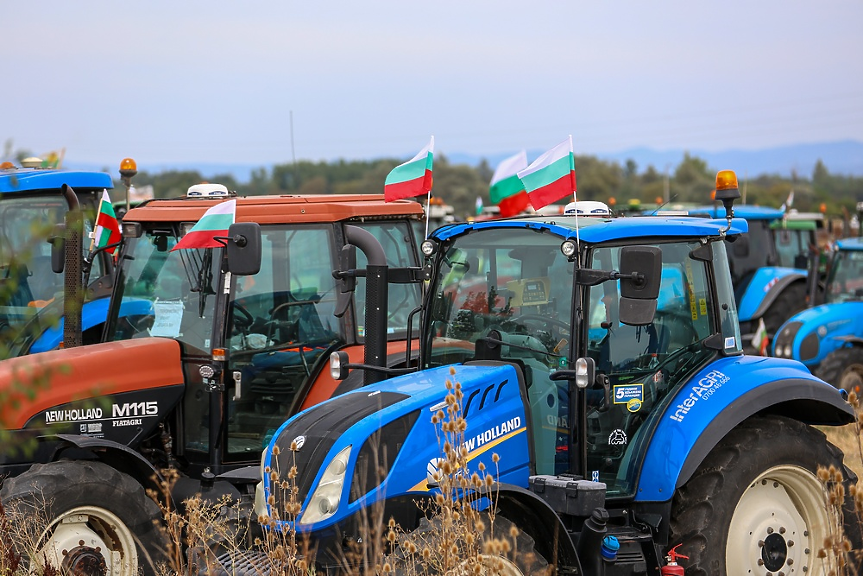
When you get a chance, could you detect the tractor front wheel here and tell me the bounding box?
[670,415,860,576]
[816,346,863,394]
[1,460,166,576]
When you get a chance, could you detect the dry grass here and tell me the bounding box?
[827,423,863,480]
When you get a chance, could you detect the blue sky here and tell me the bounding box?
[5,1,862,167]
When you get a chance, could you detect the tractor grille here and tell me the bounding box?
[270,391,408,515]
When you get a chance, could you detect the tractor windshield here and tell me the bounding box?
[0,194,103,342]
[825,248,863,304]
[425,228,574,474]
[108,231,219,354]
[425,229,724,490]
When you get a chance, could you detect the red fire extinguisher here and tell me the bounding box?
[660,544,688,576]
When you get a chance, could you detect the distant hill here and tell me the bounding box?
[66,140,863,183]
[449,140,863,179]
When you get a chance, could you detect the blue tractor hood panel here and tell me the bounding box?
[0,169,113,193]
[432,216,747,244]
[775,301,863,367]
[264,362,532,531]
[636,355,852,502]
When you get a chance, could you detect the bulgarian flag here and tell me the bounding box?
[384,136,434,202]
[490,150,529,217]
[752,317,769,355]
[517,136,577,211]
[171,199,236,251]
[93,189,121,255]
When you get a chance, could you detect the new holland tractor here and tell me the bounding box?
[0,160,127,357]
[0,188,427,575]
[773,236,863,392]
[243,171,859,575]
[688,205,817,354]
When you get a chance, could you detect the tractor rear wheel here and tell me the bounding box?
[1,460,167,576]
[669,415,860,576]
[816,346,863,394]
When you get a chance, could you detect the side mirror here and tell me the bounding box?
[50,224,65,274]
[619,245,661,325]
[226,222,262,276]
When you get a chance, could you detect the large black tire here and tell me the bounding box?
[669,415,861,575]
[816,346,863,394]
[393,513,550,575]
[1,460,168,576]
[761,282,808,353]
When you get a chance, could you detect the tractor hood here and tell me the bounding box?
[262,362,532,531]
[773,301,863,365]
[0,337,184,430]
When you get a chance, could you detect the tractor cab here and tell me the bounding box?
[421,216,742,491]
[0,164,118,357]
[105,192,424,472]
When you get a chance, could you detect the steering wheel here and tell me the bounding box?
[231,302,255,334]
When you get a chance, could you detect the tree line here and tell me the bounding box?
[8,141,863,221]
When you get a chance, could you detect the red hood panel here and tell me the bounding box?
[0,338,184,429]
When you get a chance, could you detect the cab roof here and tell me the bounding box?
[123,194,424,224]
[687,204,784,221]
[432,214,748,244]
[835,237,863,251]
[0,168,113,193]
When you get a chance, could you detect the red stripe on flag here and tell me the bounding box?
[95,211,121,247]
[384,170,432,202]
[498,191,530,217]
[527,170,576,210]
[171,228,229,251]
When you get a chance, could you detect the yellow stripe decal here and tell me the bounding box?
[407,426,526,492]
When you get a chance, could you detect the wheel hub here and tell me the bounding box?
[761,532,787,572]
[62,544,108,576]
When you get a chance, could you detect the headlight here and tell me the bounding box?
[783,345,792,358]
[299,446,352,525]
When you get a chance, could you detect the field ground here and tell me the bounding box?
[824,424,863,480]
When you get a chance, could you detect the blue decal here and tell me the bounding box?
[613,384,643,404]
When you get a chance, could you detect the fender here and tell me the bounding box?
[635,355,852,502]
[738,268,806,322]
[492,482,580,570]
[50,433,168,505]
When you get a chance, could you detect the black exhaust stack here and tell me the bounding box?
[344,225,388,385]
[61,184,83,349]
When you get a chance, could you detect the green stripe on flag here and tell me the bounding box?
[520,155,574,192]
[490,174,525,204]
[385,155,430,186]
[195,213,234,232]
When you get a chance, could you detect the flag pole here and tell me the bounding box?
[569,135,580,250]
[424,190,431,239]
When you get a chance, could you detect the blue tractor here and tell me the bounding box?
[688,205,816,354]
[773,237,863,392]
[0,161,125,357]
[230,171,860,575]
